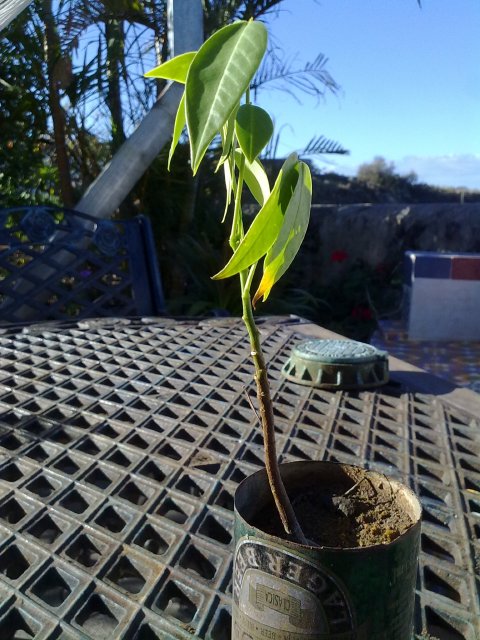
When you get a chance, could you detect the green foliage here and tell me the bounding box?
[147,19,312,309]
[264,258,403,343]
[2,0,340,211]
[235,104,273,163]
[255,161,312,304]
[145,51,196,83]
[356,156,417,201]
[0,7,59,205]
[149,18,315,538]
[168,234,243,317]
[213,153,299,280]
[235,151,270,205]
[185,20,267,173]
[203,0,284,37]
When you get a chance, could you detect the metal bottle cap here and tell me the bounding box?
[282,339,389,389]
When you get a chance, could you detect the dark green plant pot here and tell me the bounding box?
[232,461,421,639]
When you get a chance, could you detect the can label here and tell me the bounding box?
[233,539,357,639]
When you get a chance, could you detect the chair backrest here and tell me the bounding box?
[0,206,165,324]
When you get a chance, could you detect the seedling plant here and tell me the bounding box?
[147,19,312,543]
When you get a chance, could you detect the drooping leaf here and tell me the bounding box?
[212,153,298,280]
[216,109,238,172]
[222,157,234,222]
[145,51,196,83]
[235,149,270,206]
[185,21,267,174]
[253,162,312,305]
[168,91,186,169]
[235,104,273,163]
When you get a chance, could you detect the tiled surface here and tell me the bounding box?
[372,320,480,392]
[0,316,478,639]
[404,251,480,282]
[452,258,480,281]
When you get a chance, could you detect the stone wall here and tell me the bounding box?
[301,203,480,285]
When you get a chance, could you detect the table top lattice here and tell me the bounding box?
[0,316,477,639]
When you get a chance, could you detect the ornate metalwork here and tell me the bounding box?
[0,206,164,323]
[93,220,124,256]
[21,208,56,242]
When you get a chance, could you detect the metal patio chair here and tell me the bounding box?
[0,205,165,324]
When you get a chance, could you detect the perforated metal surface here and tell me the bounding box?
[0,316,478,639]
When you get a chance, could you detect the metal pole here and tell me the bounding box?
[76,0,203,218]
[168,0,203,56]
[0,0,32,31]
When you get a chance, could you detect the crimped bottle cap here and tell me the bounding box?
[282,339,389,389]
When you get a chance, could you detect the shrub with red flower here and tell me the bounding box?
[351,305,373,321]
[263,256,401,342]
[330,249,348,263]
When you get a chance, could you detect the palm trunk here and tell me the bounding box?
[105,18,126,153]
[41,0,74,207]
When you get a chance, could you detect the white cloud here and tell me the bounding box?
[395,154,480,190]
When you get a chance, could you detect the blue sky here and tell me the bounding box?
[258,0,480,189]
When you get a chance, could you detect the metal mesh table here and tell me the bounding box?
[0,316,478,639]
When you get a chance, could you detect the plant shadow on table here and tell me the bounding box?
[386,370,461,397]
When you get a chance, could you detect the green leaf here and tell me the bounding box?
[186,21,267,174]
[235,104,273,163]
[145,51,196,83]
[221,156,234,223]
[216,109,238,172]
[168,91,186,169]
[235,149,270,206]
[212,153,298,280]
[253,162,312,305]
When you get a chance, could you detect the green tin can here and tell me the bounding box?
[232,461,421,640]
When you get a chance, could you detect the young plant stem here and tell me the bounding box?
[227,118,307,545]
[240,273,308,545]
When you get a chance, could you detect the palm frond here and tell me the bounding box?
[252,48,340,103]
[300,135,349,157]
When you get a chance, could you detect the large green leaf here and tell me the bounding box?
[234,149,270,206]
[253,162,312,305]
[235,104,273,163]
[145,51,196,83]
[185,21,267,174]
[168,91,186,169]
[212,153,299,280]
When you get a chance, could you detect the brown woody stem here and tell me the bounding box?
[240,276,308,545]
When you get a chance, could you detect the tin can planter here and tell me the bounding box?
[233,461,421,640]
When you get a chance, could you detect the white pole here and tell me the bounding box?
[168,0,203,56]
[76,0,203,218]
[0,0,32,31]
